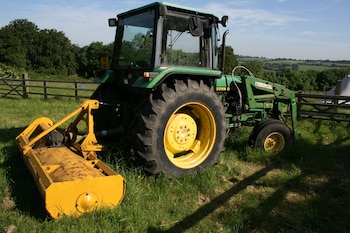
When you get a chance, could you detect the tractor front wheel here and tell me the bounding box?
[249,119,293,153]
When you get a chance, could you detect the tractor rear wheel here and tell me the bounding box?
[135,79,226,177]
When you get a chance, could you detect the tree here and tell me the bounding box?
[77,42,113,77]
[0,26,26,67]
[34,29,78,75]
[243,60,264,77]
[314,69,350,92]
[262,70,278,83]
[0,19,79,76]
[302,70,318,91]
[218,45,238,74]
[0,19,39,68]
[8,19,39,68]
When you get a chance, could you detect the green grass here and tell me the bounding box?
[297,64,327,71]
[1,98,350,232]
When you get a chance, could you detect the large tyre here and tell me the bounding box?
[135,79,226,177]
[250,119,293,153]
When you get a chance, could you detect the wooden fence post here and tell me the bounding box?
[334,79,342,105]
[74,82,78,100]
[43,80,48,99]
[297,91,302,120]
[22,73,29,99]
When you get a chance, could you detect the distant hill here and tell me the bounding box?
[236,55,350,72]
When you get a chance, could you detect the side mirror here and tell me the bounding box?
[220,16,228,27]
[159,5,168,17]
[189,16,203,36]
[108,18,118,27]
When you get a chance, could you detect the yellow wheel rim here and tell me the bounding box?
[263,132,285,152]
[164,102,216,169]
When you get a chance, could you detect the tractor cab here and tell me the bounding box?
[105,2,228,85]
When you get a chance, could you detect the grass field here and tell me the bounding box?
[1,98,350,233]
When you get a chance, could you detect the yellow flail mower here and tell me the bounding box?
[16,100,125,219]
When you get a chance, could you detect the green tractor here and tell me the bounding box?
[92,2,299,177]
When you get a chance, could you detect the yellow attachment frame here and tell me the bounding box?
[16,100,125,219]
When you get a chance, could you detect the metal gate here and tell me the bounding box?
[296,92,350,121]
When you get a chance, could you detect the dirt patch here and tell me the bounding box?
[1,188,16,209]
[3,225,17,233]
[1,197,16,209]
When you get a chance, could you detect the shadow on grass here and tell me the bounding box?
[147,163,279,233]
[0,126,48,220]
[147,135,350,232]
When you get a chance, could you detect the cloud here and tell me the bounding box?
[198,2,350,60]
[301,31,319,37]
[204,3,304,32]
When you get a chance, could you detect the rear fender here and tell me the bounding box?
[132,67,222,88]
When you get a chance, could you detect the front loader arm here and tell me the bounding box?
[241,75,299,138]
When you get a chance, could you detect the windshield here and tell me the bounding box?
[112,9,155,69]
[161,14,209,68]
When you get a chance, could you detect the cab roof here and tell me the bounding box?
[117,2,219,20]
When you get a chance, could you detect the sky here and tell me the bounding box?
[1,0,349,60]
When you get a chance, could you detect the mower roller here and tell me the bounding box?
[16,100,125,219]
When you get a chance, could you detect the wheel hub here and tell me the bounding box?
[165,113,197,154]
[264,132,285,152]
